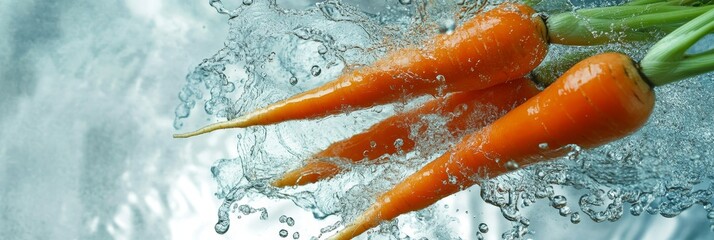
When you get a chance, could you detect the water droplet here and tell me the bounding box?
[448,175,458,184]
[538,142,549,150]
[438,19,456,34]
[559,206,572,216]
[289,77,298,85]
[570,212,581,224]
[279,215,287,223]
[259,208,269,220]
[476,232,484,240]
[318,45,328,55]
[286,217,295,226]
[399,0,411,4]
[279,229,289,238]
[394,138,404,148]
[505,160,519,170]
[551,195,567,209]
[173,119,184,129]
[222,82,235,92]
[311,65,322,76]
[243,0,253,5]
[215,219,230,234]
[608,189,620,200]
[293,232,300,239]
[478,223,489,233]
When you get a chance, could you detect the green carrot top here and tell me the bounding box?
[640,6,714,86]
[540,0,714,45]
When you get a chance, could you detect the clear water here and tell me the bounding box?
[2,0,713,240]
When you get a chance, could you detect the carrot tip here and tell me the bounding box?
[173,116,252,138]
[328,207,381,240]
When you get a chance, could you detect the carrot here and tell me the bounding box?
[272,77,541,187]
[329,8,714,238]
[173,3,547,138]
[328,52,655,240]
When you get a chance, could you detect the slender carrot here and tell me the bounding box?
[329,8,714,238]
[272,77,541,187]
[173,3,547,138]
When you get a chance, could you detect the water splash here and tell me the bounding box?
[175,0,714,239]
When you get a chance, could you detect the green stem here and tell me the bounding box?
[627,0,714,6]
[546,2,714,45]
[640,7,714,86]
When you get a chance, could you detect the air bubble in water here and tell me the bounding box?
[436,75,445,82]
[478,223,489,233]
[370,141,377,148]
[279,215,287,223]
[279,229,289,238]
[311,65,322,76]
[399,0,412,4]
[551,195,567,209]
[286,217,295,226]
[293,232,300,239]
[289,76,298,85]
[243,0,253,5]
[570,212,581,224]
[476,232,484,240]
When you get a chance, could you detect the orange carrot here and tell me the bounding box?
[328,52,656,240]
[272,77,541,187]
[329,8,714,238]
[173,3,547,138]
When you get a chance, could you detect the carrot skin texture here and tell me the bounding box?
[174,3,547,138]
[329,53,656,240]
[272,78,541,187]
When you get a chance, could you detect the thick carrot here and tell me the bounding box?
[271,78,541,187]
[329,52,656,240]
[173,3,548,138]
